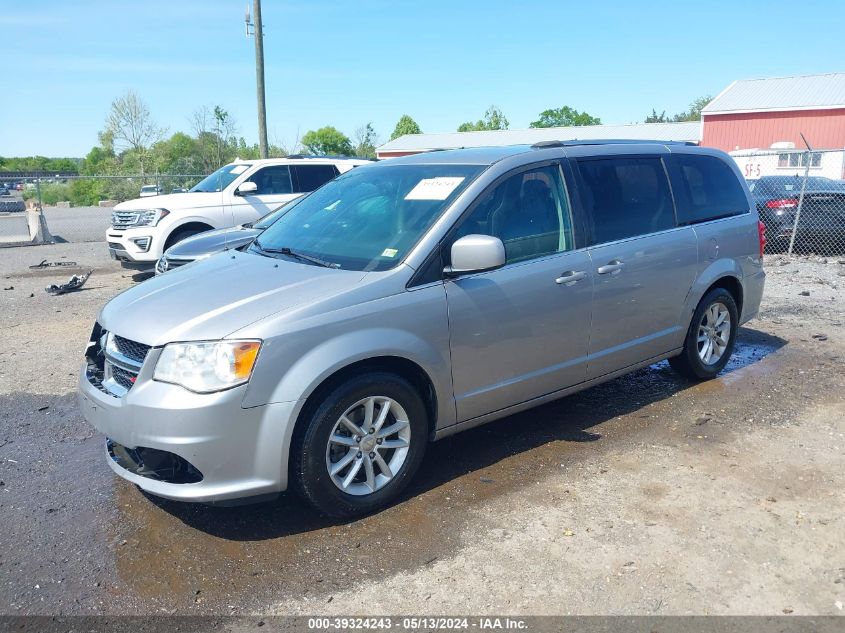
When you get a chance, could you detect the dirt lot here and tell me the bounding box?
[0,243,843,617]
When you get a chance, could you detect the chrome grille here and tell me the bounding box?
[96,333,151,396]
[156,255,190,274]
[113,335,150,364]
[111,210,139,229]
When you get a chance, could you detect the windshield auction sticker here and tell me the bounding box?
[405,177,465,201]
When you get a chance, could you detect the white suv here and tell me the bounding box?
[107,156,370,268]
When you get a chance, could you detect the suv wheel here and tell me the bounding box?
[669,287,739,380]
[291,372,428,518]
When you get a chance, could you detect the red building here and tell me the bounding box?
[702,72,845,151]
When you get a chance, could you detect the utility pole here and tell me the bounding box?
[246,1,269,158]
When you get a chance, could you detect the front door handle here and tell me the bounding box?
[597,260,624,275]
[555,270,587,286]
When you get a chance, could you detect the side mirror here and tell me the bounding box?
[235,181,258,196]
[445,234,506,277]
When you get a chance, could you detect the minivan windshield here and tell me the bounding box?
[252,196,306,230]
[250,163,483,271]
[190,163,251,193]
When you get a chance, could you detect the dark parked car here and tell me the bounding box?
[155,196,304,274]
[750,176,845,251]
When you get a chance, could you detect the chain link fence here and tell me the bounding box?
[730,148,845,256]
[6,151,845,254]
[1,173,207,244]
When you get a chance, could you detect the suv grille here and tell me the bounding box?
[111,210,139,229]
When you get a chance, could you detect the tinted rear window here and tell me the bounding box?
[293,164,340,192]
[575,157,675,245]
[673,154,749,224]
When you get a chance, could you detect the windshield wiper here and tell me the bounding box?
[253,240,339,268]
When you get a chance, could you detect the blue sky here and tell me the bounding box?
[3,0,844,157]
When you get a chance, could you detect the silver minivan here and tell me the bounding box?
[78,142,766,517]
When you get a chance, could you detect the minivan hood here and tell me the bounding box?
[100,251,368,346]
[115,191,224,211]
[164,225,260,259]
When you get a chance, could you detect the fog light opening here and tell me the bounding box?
[130,237,152,252]
[107,439,203,484]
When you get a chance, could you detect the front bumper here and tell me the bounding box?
[106,227,158,265]
[77,363,298,503]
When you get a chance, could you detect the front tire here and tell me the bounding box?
[669,287,739,380]
[291,372,428,518]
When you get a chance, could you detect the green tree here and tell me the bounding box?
[645,96,712,123]
[301,126,353,156]
[457,105,509,132]
[530,106,601,128]
[0,156,80,173]
[672,95,712,122]
[104,90,166,174]
[390,115,422,140]
[151,132,200,174]
[353,123,379,158]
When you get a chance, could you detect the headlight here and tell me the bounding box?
[136,208,170,226]
[153,340,261,393]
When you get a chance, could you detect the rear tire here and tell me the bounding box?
[669,287,739,380]
[291,372,428,518]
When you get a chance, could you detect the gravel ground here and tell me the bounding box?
[0,244,843,617]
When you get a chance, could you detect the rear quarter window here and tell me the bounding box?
[574,157,675,245]
[293,164,340,193]
[672,154,749,225]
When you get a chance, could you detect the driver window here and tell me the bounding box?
[453,165,574,264]
[247,165,293,195]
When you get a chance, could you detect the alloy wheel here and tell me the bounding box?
[325,396,411,496]
[697,301,731,365]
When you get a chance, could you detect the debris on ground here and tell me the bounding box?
[45,270,92,296]
[3,286,13,290]
[29,259,78,269]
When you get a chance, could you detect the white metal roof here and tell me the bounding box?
[376,121,700,155]
[703,72,845,115]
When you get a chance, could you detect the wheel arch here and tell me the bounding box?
[704,275,744,316]
[682,259,745,325]
[163,220,215,250]
[294,355,440,444]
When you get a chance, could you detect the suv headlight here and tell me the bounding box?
[153,340,261,393]
[136,208,170,226]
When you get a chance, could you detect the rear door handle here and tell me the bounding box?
[555,270,587,286]
[597,260,624,275]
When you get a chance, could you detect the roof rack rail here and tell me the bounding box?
[530,140,566,149]
[540,139,695,148]
[282,154,377,161]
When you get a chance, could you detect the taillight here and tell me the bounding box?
[757,220,767,258]
[765,198,798,209]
